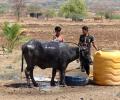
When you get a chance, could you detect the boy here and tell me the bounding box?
[53,26,64,42]
[78,26,98,75]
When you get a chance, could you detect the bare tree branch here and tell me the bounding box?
[10,0,24,21]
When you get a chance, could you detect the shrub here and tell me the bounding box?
[111,14,120,19]
[1,22,22,52]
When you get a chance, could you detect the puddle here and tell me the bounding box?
[34,76,60,92]
[34,69,88,92]
[34,76,57,82]
[38,82,60,92]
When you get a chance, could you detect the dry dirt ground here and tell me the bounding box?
[0,18,120,100]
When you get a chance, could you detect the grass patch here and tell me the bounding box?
[111,14,120,19]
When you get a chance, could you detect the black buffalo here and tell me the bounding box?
[21,40,79,87]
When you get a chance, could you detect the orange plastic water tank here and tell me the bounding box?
[93,50,120,85]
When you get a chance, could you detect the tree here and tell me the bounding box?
[27,4,41,13]
[59,0,87,20]
[10,0,25,22]
[0,4,9,14]
[44,9,56,20]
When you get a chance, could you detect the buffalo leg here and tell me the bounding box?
[25,67,31,87]
[30,68,38,87]
[59,69,66,86]
[51,68,56,86]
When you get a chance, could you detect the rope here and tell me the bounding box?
[64,42,79,46]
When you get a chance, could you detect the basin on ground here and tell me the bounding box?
[65,69,89,86]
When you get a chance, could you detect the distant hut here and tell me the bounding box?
[29,12,44,19]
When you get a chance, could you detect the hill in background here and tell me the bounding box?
[0,0,120,12]
[24,0,120,11]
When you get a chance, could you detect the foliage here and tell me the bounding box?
[1,22,22,52]
[11,0,25,22]
[71,13,85,21]
[96,12,105,17]
[59,0,87,19]
[44,9,56,19]
[0,4,9,14]
[110,14,120,19]
[104,12,112,19]
[27,4,41,13]
[96,11,120,20]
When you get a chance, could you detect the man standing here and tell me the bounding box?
[78,26,98,75]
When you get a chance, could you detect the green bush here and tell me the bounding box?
[105,12,112,19]
[0,4,9,14]
[96,12,105,17]
[59,0,87,18]
[71,13,84,21]
[1,22,22,52]
[27,4,41,13]
[111,14,120,19]
[96,11,120,20]
[44,9,56,19]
